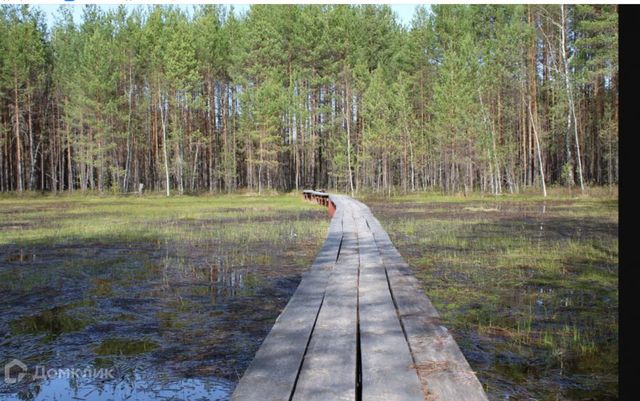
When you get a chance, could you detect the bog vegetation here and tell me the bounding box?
[0,194,330,398]
[0,5,617,196]
[367,192,618,399]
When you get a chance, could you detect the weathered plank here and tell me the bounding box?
[233,193,488,401]
[229,208,344,401]
[291,211,359,401]
[355,212,425,401]
[360,203,489,401]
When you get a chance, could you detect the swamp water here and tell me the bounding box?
[369,199,618,401]
[1,213,325,400]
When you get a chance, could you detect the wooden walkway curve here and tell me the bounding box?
[230,192,489,401]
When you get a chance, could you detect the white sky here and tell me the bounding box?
[35,4,423,30]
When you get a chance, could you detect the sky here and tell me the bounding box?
[36,4,423,30]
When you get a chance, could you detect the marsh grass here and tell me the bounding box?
[93,338,160,356]
[357,184,618,203]
[0,193,330,395]
[366,193,618,400]
[0,193,325,247]
[9,305,92,339]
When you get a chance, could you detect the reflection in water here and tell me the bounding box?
[1,242,308,401]
[207,259,259,301]
[2,372,233,401]
[369,199,618,401]
[4,249,36,263]
[10,305,91,340]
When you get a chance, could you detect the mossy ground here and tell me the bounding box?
[0,193,329,399]
[1,189,617,400]
[364,188,618,400]
[0,192,325,246]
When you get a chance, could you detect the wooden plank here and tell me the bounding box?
[230,208,344,401]
[308,208,344,272]
[292,211,359,401]
[355,212,425,401]
[362,207,489,401]
[234,194,488,401]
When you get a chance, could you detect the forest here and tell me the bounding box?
[0,4,617,196]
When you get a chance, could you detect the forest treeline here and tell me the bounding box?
[0,4,617,195]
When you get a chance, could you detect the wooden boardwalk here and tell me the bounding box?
[231,192,489,401]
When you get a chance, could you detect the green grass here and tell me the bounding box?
[0,193,327,247]
[367,191,618,400]
[93,338,159,356]
[10,305,93,339]
[1,190,618,398]
[356,184,618,203]
[1,192,332,383]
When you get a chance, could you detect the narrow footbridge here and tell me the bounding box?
[231,191,488,401]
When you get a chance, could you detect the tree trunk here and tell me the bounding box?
[529,102,547,197]
[123,62,134,193]
[159,89,170,197]
[13,73,23,192]
[344,74,354,197]
[560,4,585,193]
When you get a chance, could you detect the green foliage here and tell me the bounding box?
[574,5,618,81]
[0,5,619,194]
[561,162,575,187]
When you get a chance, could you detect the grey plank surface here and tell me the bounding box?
[229,208,344,401]
[291,210,359,401]
[359,202,489,401]
[232,193,488,401]
[356,213,425,401]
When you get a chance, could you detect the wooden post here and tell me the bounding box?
[328,200,336,217]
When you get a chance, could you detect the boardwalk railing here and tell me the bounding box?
[302,190,336,216]
[231,192,488,401]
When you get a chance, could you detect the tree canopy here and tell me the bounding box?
[0,4,618,195]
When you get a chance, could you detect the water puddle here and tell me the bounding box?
[1,372,233,401]
[368,198,618,400]
[4,249,36,263]
[1,232,318,399]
